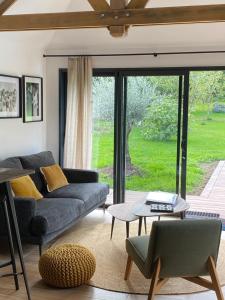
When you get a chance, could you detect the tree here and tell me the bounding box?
[125,77,154,171]
[93,76,154,173]
[189,71,225,116]
[141,96,178,141]
[140,76,179,141]
[147,76,179,99]
[93,77,114,124]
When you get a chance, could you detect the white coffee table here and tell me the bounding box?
[107,197,190,238]
[133,196,190,235]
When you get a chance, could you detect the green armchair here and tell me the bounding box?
[124,219,223,300]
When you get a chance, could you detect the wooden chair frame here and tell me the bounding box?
[124,255,224,300]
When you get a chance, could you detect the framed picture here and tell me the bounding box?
[22,75,43,123]
[0,74,21,119]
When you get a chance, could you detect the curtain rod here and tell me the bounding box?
[43,50,225,58]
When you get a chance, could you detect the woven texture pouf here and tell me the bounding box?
[39,244,96,288]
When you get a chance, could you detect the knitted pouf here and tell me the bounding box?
[39,244,96,288]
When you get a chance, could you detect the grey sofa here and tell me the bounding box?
[0,151,109,254]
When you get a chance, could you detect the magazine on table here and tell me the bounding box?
[145,191,178,206]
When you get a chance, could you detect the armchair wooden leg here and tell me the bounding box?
[124,256,133,280]
[208,256,224,300]
[148,258,161,300]
[184,257,224,300]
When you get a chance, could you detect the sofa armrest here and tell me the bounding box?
[0,197,37,237]
[14,197,37,237]
[30,215,48,237]
[63,168,99,183]
[14,197,37,211]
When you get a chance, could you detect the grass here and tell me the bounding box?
[92,105,225,193]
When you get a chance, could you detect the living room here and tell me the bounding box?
[1,1,225,300]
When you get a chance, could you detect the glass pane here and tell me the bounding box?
[125,76,180,201]
[92,76,115,190]
[187,71,225,195]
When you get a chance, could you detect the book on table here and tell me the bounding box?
[145,191,178,206]
[150,203,174,213]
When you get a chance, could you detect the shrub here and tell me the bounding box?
[141,97,178,141]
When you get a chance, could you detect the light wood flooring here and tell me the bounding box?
[0,209,225,300]
[188,161,225,219]
[1,161,225,300]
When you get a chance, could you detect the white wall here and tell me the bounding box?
[0,35,46,160]
[45,52,225,162]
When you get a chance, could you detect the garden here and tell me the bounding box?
[92,71,225,194]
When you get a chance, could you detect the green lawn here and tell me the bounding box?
[92,107,225,193]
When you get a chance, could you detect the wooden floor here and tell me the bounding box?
[107,160,225,219]
[0,210,225,300]
[188,161,225,219]
[1,162,225,300]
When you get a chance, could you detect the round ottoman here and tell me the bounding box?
[39,244,96,288]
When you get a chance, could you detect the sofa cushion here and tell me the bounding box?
[11,175,43,200]
[34,197,84,236]
[19,151,55,193]
[40,164,69,192]
[45,183,109,211]
[0,157,23,169]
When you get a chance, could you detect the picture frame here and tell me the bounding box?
[22,75,43,123]
[0,74,21,119]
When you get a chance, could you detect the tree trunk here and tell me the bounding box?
[125,123,133,172]
[207,97,212,120]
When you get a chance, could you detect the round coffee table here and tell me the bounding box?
[107,203,147,239]
[133,196,190,235]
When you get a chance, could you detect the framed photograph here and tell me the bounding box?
[0,74,21,119]
[22,75,43,123]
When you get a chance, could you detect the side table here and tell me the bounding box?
[107,203,147,239]
[133,196,190,235]
[0,168,34,300]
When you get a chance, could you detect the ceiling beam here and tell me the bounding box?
[110,0,128,10]
[1,5,225,31]
[110,0,128,37]
[87,0,110,11]
[0,0,17,15]
[88,0,124,37]
[127,0,149,9]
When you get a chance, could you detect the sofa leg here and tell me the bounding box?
[39,245,42,257]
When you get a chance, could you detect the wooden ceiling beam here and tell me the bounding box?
[88,0,125,37]
[0,5,225,31]
[0,0,17,15]
[110,0,128,10]
[127,0,149,9]
[109,0,128,37]
[87,0,110,11]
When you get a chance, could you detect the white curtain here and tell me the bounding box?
[64,57,93,169]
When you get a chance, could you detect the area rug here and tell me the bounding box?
[53,221,225,295]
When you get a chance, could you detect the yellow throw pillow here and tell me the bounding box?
[40,164,69,192]
[11,175,43,200]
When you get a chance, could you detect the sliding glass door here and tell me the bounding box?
[91,76,115,191]
[124,75,182,202]
[91,70,189,204]
[121,72,189,203]
[61,67,225,207]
